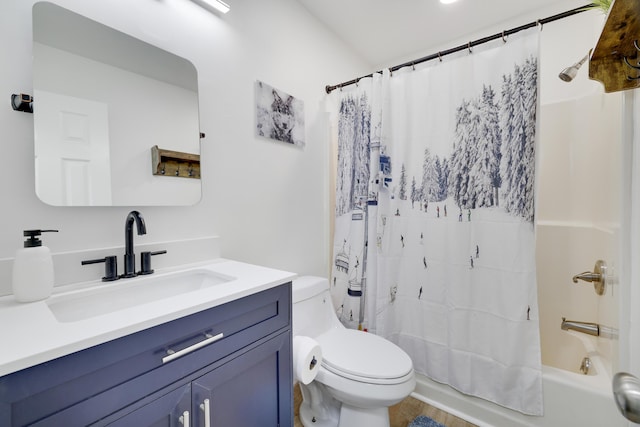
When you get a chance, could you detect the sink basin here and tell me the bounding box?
[46,269,235,322]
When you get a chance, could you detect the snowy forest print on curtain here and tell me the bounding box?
[330,30,542,415]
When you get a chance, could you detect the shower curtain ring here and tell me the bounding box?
[468,42,473,54]
[502,31,507,43]
[536,19,543,30]
[412,62,415,71]
[438,52,442,62]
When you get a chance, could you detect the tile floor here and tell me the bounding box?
[293,384,477,427]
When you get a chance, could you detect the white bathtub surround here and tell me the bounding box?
[328,30,543,415]
[411,332,620,426]
[412,343,620,427]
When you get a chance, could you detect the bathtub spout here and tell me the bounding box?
[561,317,600,336]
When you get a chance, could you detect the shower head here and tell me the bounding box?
[559,53,589,82]
[559,66,579,82]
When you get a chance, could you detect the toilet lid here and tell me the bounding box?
[316,329,413,382]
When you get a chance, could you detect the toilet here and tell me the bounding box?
[293,276,415,427]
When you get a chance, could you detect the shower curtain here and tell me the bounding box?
[330,29,543,415]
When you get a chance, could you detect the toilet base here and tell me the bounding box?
[338,404,390,427]
[299,400,390,427]
[299,382,340,427]
[299,400,338,427]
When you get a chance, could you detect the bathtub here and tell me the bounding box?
[411,333,624,426]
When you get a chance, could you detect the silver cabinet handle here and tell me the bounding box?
[162,332,224,364]
[179,410,189,426]
[200,398,211,427]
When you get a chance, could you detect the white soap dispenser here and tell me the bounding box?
[12,229,58,303]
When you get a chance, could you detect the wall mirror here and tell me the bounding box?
[32,2,202,206]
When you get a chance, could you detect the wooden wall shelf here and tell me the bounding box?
[151,145,200,179]
[589,0,640,93]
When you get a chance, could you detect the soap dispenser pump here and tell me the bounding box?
[12,229,58,302]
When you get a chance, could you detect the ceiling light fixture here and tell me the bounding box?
[440,0,459,4]
[191,0,230,14]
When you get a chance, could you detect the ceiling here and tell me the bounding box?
[295,0,590,68]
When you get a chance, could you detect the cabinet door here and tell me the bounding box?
[192,332,292,427]
[99,384,191,427]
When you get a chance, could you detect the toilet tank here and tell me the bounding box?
[292,276,342,338]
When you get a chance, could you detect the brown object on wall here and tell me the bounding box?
[151,145,201,179]
[589,0,640,92]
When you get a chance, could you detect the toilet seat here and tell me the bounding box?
[316,329,413,385]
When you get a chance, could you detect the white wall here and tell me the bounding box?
[0,0,370,294]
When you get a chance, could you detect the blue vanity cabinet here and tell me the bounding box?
[100,384,192,427]
[191,331,290,426]
[102,331,290,427]
[0,283,293,427]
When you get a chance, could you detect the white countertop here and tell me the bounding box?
[0,258,296,377]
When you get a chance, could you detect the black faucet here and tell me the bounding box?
[123,210,146,278]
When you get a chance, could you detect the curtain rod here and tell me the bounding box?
[325,3,594,94]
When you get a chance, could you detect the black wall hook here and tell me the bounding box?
[11,93,33,113]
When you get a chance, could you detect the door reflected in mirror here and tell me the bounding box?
[32,2,201,206]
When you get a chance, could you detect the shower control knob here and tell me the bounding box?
[572,260,606,295]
